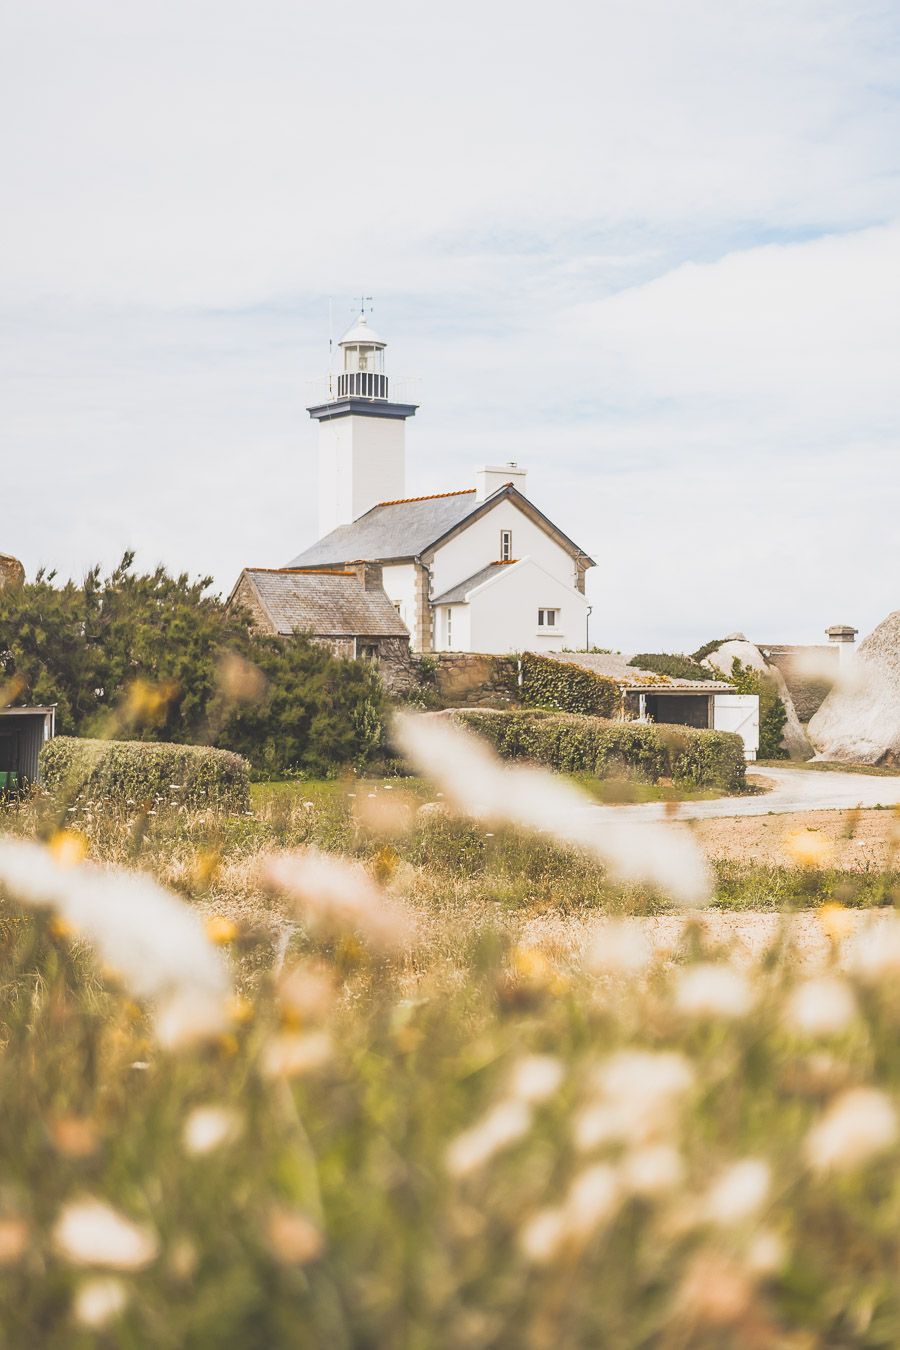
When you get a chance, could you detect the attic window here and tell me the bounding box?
[500,529,512,561]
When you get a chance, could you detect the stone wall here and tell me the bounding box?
[431,652,519,708]
[760,645,838,722]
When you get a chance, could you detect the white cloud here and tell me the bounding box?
[1,1,899,651]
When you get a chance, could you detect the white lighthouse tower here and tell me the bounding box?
[308,313,418,538]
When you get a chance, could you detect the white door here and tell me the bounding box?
[713,694,760,761]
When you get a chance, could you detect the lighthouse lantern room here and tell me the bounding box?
[308,312,418,538]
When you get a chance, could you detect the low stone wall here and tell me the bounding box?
[431,653,519,708]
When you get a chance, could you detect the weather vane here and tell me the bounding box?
[356,295,374,316]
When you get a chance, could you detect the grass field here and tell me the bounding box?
[1,727,900,1345]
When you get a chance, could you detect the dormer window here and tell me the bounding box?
[500,529,512,561]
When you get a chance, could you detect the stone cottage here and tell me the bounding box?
[227,561,413,690]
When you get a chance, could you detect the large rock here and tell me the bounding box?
[808,611,900,766]
[703,638,812,759]
[0,553,24,591]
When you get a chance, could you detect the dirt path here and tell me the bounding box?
[581,765,900,823]
[693,807,900,871]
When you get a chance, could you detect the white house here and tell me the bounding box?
[288,314,594,654]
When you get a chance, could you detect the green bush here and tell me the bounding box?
[519,653,620,717]
[449,709,746,791]
[628,652,717,681]
[40,736,250,813]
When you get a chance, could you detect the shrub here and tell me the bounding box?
[449,709,746,791]
[40,736,250,813]
[519,653,620,718]
[629,652,717,682]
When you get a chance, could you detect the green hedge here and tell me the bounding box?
[519,653,620,717]
[448,709,746,791]
[40,737,250,813]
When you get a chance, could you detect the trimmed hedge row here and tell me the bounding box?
[40,737,251,813]
[448,709,747,792]
[519,653,620,718]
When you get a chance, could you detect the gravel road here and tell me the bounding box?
[585,765,900,822]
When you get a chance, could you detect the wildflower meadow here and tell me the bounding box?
[0,713,899,1346]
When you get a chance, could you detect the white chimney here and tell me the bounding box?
[475,461,527,502]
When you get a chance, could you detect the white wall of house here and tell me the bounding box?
[429,499,579,597]
[430,558,588,654]
[433,602,472,652]
[380,562,417,639]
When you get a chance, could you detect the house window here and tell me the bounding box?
[537,608,559,628]
[358,643,379,661]
[445,607,453,649]
[500,529,512,561]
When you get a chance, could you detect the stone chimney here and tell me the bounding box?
[475,462,527,502]
[826,624,858,645]
[351,561,384,591]
[0,553,24,591]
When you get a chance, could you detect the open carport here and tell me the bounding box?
[0,706,57,790]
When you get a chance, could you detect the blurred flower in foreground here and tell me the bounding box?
[586,918,653,976]
[260,1030,333,1079]
[123,677,179,728]
[262,848,414,951]
[783,977,858,1038]
[849,913,900,984]
[817,902,857,943]
[266,1208,324,1265]
[507,1055,564,1106]
[620,1143,684,1197]
[215,650,267,704]
[73,1277,129,1329]
[804,1087,898,1174]
[48,830,88,867]
[446,1101,532,1178]
[393,712,712,907]
[676,1251,754,1329]
[0,837,231,1049]
[784,828,834,869]
[53,1198,158,1270]
[674,963,754,1020]
[204,915,238,946]
[182,1105,243,1156]
[0,1217,28,1266]
[277,960,335,1025]
[576,1051,694,1149]
[520,1164,621,1265]
[50,1116,100,1159]
[702,1159,771,1227]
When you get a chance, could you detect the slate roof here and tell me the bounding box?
[287,490,478,567]
[431,562,517,605]
[239,569,409,639]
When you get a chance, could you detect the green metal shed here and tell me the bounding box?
[0,706,57,790]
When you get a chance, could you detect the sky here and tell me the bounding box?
[1,0,898,651]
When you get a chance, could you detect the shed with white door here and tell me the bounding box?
[623,680,759,761]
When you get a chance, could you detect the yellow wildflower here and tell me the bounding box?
[817,903,857,943]
[48,830,88,867]
[205,915,238,946]
[784,829,834,869]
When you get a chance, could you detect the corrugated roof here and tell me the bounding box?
[287,490,478,567]
[243,569,409,639]
[432,561,516,605]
